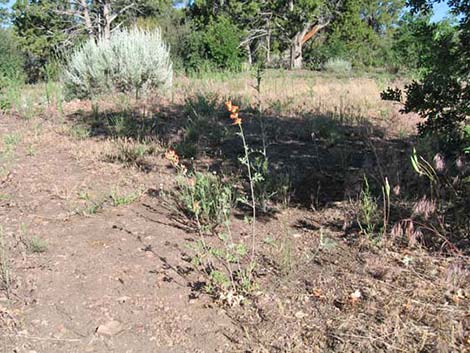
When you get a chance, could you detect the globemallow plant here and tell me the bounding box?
[63,27,173,99]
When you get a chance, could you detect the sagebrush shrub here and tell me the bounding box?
[63,27,172,99]
[323,58,352,75]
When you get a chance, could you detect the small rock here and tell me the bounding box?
[96,320,123,336]
[350,289,362,304]
[117,296,130,303]
[294,311,308,319]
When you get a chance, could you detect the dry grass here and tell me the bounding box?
[173,70,418,138]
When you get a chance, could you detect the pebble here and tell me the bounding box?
[96,320,123,336]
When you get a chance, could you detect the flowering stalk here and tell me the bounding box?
[225,100,257,271]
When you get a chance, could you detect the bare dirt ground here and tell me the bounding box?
[0,75,468,352]
[0,113,236,353]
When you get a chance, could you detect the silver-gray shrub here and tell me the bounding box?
[63,28,173,99]
[323,58,352,75]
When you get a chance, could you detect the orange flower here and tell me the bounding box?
[225,99,239,113]
[164,149,179,165]
[231,117,242,125]
[230,105,239,113]
[226,99,242,125]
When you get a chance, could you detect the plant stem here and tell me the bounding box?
[238,123,256,266]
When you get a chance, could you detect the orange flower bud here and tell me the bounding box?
[231,117,242,125]
[164,149,179,165]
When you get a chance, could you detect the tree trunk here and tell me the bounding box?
[79,0,94,40]
[289,22,330,70]
[266,21,271,66]
[102,1,111,41]
[246,43,252,66]
[290,28,308,70]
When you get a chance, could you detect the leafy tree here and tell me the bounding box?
[306,0,404,68]
[391,12,433,74]
[0,0,9,25]
[383,0,467,155]
[187,0,339,69]
[272,0,336,69]
[136,2,190,70]
[12,0,74,81]
[187,0,407,69]
[392,12,457,76]
[202,16,244,70]
[187,0,262,65]
[0,28,24,88]
[182,16,244,72]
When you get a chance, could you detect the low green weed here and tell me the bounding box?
[176,93,228,158]
[357,176,380,240]
[0,76,22,111]
[164,150,254,304]
[251,155,292,212]
[107,138,155,167]
[69,125,91,140]
[172,171,234,230]
[78,193,107,216]
[0,226,11,297]
[307,115,345,144]
[190,234,255,305]
[3,133,21,149]
[29,236,48,253]
[110,188,142,206]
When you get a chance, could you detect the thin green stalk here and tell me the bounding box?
[382,177,391,238]
[238,123,256,268]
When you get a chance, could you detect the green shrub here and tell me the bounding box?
[323,58,352,75]
[0,29,24,90]
[182,17,244,72]
[172,172,234,229]
[175,93,228,158]
[63,27,173,99]
[383,5,465,157]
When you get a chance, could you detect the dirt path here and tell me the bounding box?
[0,114,233,353]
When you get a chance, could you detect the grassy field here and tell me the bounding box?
[0,70,468,352]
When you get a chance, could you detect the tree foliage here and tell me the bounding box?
[12,0,73,81]
[5,0,462,81]
[383,0,467,155]
[0,0,8,25]
[182,16,244,72]
[0,28,24,89]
